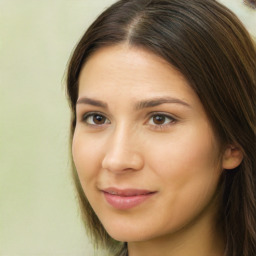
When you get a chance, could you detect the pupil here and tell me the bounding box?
[154,115,165,124]
[93,115,105,124]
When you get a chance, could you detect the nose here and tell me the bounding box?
[101,126,144,173]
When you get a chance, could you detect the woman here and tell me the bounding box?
[66,0,256,255]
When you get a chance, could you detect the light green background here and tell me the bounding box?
[0,1,254,256]
[0,1,115,255]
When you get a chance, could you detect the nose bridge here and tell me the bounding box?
[102,122,144,173]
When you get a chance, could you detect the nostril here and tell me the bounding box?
[101,151,144,173]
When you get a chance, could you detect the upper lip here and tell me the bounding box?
[102,187,155,196]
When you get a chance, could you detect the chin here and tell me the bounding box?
[103,222,155,242]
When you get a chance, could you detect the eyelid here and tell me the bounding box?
[146,112,177,128]
[147,111,178,120]
[80,111,110,125]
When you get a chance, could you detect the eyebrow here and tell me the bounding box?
[135,97,191,110]
[76,97,108,109]
[76,96,190,109]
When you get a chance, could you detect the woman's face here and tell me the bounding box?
[72,44,223,242]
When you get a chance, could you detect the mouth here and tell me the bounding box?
[101,187,156,210]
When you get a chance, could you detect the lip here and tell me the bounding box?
[102,187,156,210]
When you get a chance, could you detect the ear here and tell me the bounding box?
[222,144,244,170]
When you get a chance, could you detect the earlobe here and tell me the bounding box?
[222,145,244,170]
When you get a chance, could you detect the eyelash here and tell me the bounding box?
[80,112,177,130]
[147,112,177,130]
[81,112,110,127]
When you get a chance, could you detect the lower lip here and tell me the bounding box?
[103,192,155,210]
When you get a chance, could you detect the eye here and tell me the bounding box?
[148,113,176,126]
[82,113,110,126]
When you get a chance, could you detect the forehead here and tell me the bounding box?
[78,44,196,101]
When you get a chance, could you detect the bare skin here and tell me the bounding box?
[73,44,242,256]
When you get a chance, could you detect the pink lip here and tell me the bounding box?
[102,188,156,210]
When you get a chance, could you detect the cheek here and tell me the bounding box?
[146,125,221,211]
[72,130,102,185]
[148,122,220,176]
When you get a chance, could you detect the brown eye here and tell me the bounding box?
[93,114,106,124]
[152,115,166,125]
[148,114,176,127]
[83,113,110,125]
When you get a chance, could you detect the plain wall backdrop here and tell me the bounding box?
[0,1,116,255]
[0,1,254,256]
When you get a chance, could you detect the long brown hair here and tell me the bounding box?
[66,0,256,255]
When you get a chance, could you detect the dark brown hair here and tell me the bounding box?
[66,0,256,255]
